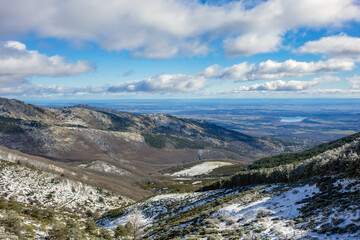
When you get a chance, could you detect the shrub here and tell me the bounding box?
[30,206,43,220]
[114,224,128,238]
[0,196,7,209]
[85,220,97,235]
[8,196,20,212]
[48,223,67,240]
[99,228,112,240]
[256,209,272,218]
[85,209,93,218]
[42,208,55,221]
[0,210,22,236]
[225,218,236,226]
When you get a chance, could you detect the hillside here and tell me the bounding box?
[98,136,360,239]
[0,152,131,239]
[0,98,299,199]
[249,131,360,169]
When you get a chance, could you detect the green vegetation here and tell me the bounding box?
[144,186,264,239]
[202,139,360,191]
[0,194,110,239]
[140,180,201,193]
[207,163,248,176]
[143,134,167,148]
[0,210,22,236]
[114,224,128,238]
[0,116,24,133]
[107,113,133,131]
[249,132,360,169]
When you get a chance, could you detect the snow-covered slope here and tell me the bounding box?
[0,159,131,214]
[99,138,360,240]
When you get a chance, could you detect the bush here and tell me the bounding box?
[30,206,43,221]
[99,228,112,240]
[0,210,22,236]
[0,196,7,209]
[114,224,128,238]
[85,220,97,235]
[8,196,20,212]
[43,208,55,221]
[48,222,67,240]
[48,220,84,240]
[66,220,84,240]
[256,209,272,218]
[225,218,236,226]
[85,209,93,218]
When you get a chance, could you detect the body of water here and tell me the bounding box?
[280,117,307,123]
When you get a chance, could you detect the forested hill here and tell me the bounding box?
[249,132,360,169]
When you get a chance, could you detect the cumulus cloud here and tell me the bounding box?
[347,75,360,88]
[298,34,360,57]
[0,41,94,87]
[108,74,206,93]
[203,59,354,81]
[233,76,338,92]
[0,0,359,58]
[224,33,282,56]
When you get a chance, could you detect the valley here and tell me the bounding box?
[0,98,359,239]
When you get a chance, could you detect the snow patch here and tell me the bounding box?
[79,161,130,175]
[171,161,232,177]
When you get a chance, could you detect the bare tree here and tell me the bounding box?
[126,209,145,240]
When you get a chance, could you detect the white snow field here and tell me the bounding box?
[171,161,232,177]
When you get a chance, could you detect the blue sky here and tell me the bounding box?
[1,0,360,99]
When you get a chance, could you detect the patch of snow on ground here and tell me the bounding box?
[217,184,319,239]
[171,161,232,177]
[99,188,242,231]
[79,161,130,175]
[0,159,129,213]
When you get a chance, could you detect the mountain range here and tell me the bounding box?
[0,98,299,199]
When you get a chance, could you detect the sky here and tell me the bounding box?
[1,0,360,99]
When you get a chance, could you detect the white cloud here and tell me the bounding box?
[298,34,360,57]
[0,84,107,97]
[224,33,282,56]
[0,41,94,87]
[0,73,206,96]
[107,74,206,93]
[0,0,359,58]
[204,59,354,81]
[233,76,338,92]
[347,75,360,88]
